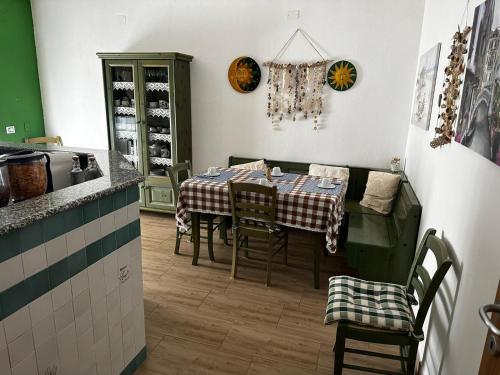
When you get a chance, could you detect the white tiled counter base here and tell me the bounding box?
[0,187,146,375]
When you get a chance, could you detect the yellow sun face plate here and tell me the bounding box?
[328,60,357,91]
[228,57,261,93]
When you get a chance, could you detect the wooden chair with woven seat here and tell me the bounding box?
[25,136,63,146]
[167,161,227,261]
[325,228,453,375]
[227,181,288,286]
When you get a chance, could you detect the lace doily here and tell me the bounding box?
[113,82,134,91]
[150,157,172,166]
[147,108,170,118]
[145,82,169,92]
[149,133,171,142]
[114,106,136,116]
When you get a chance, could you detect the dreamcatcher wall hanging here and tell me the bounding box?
[264,29,331,130]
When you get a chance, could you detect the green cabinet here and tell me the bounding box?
[97,52,193,213]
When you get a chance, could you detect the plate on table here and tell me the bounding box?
[317,182,337,189]
[202,172,221,177]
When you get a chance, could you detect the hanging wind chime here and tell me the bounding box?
[431,24,471,148]
[263,29,331,130]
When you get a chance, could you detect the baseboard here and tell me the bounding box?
[121,346,147,375]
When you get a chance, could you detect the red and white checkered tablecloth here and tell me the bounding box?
[175,168,347,253]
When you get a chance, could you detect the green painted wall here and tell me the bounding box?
[0,0,44,143]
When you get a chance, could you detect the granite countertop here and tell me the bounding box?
[0,141,144,236]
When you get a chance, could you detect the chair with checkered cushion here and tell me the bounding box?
[227,181,288,286]
[325,228,452,374]
[167,161,227,261]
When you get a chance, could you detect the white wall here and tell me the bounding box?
[31,0,424,171]
[405,0,500,374]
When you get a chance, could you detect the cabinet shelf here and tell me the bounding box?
[148,133,171,142]
[114,106,136,116]
[150,157,172,166]
[115,130,137,139]
[145,82,169,92]
[147,108,170,117]
[113,81,134,90]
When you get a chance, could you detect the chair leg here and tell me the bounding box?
[207,216,215,261]
[283,233,288,265]
[333,323,346,375]
[243,236,249,258]
[406,342,418,375]
[266,241,273,287]
[230,229,239,279]
[174,228,181,255]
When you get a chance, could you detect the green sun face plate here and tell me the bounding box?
[328,60,357,91]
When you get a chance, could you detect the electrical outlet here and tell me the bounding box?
[287,10,300,20]
[6,125,15,134]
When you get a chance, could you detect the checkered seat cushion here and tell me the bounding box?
[324,276,414,332]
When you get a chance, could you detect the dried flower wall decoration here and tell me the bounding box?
[264,29,330,130]
[430,25,472,148]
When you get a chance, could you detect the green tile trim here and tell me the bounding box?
[120,346,147,375]
[0,217,141,322]
[102,233,117,257]
[129,219,141,239]
[127,185,139,204]
[65,207,84,232]
[19,222,43,253]
[68,250,87,277]
[84,200,100,224]
[26,269,50,301]
[42,213,66,242]
[49,258,69,289]
[0,187,133,264]
[0,282,30,318]
[86,241,102,266]
[99,195,114,216]
[113,189,127,210]
[116,226,129,249]
[0,230,20,262]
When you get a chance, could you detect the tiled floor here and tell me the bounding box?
[136,212,401,374]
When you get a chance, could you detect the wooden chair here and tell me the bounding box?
[325,228,452,374]
[167,161,227,261]
[25,136,63,146]
[227,181,288,286]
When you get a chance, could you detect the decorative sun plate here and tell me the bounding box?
[228,57,261,93]
[328,60,357,91]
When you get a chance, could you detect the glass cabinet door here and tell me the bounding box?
[104,61,143,173]
[138,62,172,179]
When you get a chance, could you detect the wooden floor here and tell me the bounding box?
[136,212,401,375]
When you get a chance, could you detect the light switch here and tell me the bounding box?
[288,10,300,20]
[5,125,15,134]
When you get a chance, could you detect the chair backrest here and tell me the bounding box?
[25,136,63,146]
[227,181,277,226]
[406,228,453,338]
[166,160,192,204]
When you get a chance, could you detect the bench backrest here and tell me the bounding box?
[227,156,408,201]
[390,182,422,283]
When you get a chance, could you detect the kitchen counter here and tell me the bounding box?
[0,141,147,375]
[0,141,144,235]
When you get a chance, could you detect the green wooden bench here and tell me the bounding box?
[345,182,422,284]
[227,156,421,285]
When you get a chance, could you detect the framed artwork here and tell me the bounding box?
[411,43,441,130]
[455,0,500,166]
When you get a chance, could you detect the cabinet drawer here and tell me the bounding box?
[146,186,175,210]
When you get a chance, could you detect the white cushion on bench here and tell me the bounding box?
[308,164,349,181]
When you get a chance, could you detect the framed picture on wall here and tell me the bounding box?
[411,43,441,130]
[455,0,500,167]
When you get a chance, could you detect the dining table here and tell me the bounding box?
[175,167,347,289]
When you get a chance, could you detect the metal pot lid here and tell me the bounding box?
[5,151,46,164]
